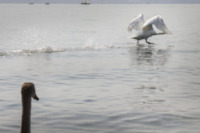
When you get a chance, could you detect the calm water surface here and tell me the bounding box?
[0,4,200,133]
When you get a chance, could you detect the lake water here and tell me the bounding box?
[0,4,200,133]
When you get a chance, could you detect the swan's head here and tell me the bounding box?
[21,82,39,100]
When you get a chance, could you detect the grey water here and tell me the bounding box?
[0,4,200,133]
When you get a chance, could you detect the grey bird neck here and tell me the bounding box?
[21,95,32,133]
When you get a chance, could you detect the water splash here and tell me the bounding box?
[0,47,65,56]
[0,42,133,57]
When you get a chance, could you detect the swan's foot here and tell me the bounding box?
[145,39,154,44]
[147,41,154,44]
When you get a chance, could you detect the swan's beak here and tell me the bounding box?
[33,94,39,101]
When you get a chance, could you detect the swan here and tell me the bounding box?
[20,82,39,133]
[128,13,172,44]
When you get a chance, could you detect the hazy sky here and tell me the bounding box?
[0,0,200,4]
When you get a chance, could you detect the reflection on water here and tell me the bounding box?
[126,44,172,112]
[129,44,171,66]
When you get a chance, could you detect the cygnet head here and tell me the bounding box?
[21,82,39,100]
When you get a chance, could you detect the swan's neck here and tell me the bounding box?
[21,96,31,133]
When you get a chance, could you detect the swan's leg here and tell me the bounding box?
[145,38,154,44]
[137,40,139,44]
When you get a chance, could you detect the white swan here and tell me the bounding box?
[128,13,172,44]
[20,82,39,133]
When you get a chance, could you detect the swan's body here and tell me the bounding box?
[21,82,39,133]
[128,13,171,44]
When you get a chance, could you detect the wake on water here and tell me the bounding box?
[0,42,133,57]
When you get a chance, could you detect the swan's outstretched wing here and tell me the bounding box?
[128,13,145,32]
[143,15,172,34]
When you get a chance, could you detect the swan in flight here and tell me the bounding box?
[128,13,172,44]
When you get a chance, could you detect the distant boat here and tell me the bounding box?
[81,0,90,5]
